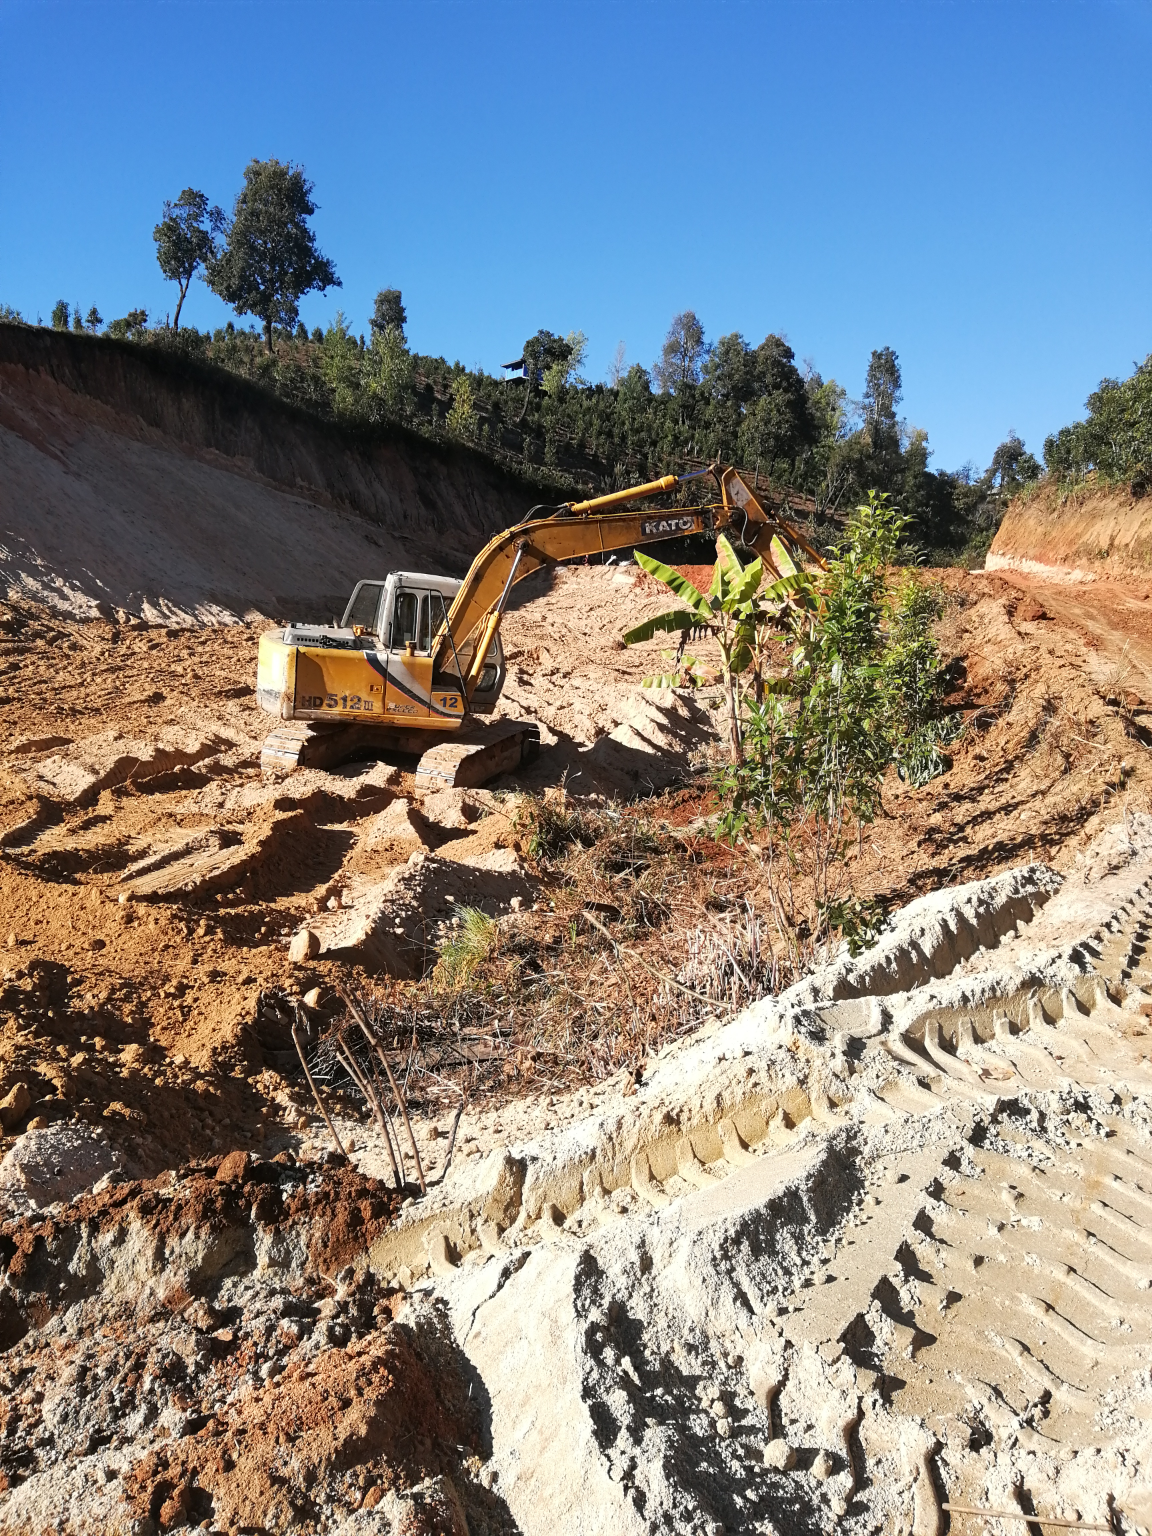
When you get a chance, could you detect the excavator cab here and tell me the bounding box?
[256,572,505,735]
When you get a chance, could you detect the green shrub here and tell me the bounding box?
[1044,355,1152,485]
[715,493,956,943]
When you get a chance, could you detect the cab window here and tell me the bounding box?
[391,592,419,648]
[343,582,385,634]
[391,590,445,653]
[420,592,450,652]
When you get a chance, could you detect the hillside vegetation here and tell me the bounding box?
[1,155,1042,561]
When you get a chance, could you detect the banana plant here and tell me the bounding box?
[624,536,818,763]
[623,536,764,762]
[640,650,712,690]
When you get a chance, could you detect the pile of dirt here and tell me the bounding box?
[495,563,724,795]
[989,478,1152,583]
[0,1150,506,1534]
[0,324,549,625]
[850,569,1152,908]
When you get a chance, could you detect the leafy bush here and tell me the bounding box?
[818,894,888,957]
[1043,355,1152,485]
[714,493,956,942]
[884,577,961,785]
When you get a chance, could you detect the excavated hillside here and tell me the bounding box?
[1,346,1152,1532]
[0,324,551,625]
[990,479,1152,585]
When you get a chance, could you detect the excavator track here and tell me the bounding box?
[413,721,540,790]
[259,721,388,776]
[261,718,540,786]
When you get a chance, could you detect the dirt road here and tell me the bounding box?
[993,567,1152,694]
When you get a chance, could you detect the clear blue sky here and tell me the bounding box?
[2,0,1150,474]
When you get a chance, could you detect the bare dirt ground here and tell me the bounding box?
[1,559,1152,1533]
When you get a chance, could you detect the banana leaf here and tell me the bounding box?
[768,534,798,578]
[622,608,702,645]
[633,550,710,614]
[716,534,744,578]
[728,556,763,605]
[764,571,815,603]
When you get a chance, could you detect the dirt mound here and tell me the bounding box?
[495,564,723,794]
[304,849,538,977]
[989,478,1152,582]
[0,1153,502,1534]
[0,324,547,625]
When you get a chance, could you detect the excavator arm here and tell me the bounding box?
[437,463,824,697]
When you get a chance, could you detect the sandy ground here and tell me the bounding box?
[0,558,1151,1532]
[0,367,420,626]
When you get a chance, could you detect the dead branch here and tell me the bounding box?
[334,1030,401,1190]
[367,1053,407,1185]
[341,987,427,1195]
[434,1099,465,1186]
[291,1013,345,1158]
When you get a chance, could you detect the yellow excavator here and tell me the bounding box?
[255,463,822,786]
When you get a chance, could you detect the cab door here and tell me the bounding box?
[382,588,433,722]
[380,588,468,726]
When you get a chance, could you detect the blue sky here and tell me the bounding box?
[2,0,1150,473]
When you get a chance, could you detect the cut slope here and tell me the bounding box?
[989,478,1152,582]
[0,325,547,625]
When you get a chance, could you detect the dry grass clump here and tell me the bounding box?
[306,791,794,1123]
[432,907,500,989]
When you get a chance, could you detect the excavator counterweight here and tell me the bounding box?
[254,464,821,784]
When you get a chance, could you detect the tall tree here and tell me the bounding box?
[51,300,69,331]
[653,310,707,395]
[208,159,340,353]
[516,329,571,422]
[988,431,1041,492]
[862,346,902,428]
[703,332,754,408]
[153,188,224,332]
[370,288,407,340]
[702,332,754,454]
[543,330,588,395]
[856,346,905,496]
[739,335,814,470]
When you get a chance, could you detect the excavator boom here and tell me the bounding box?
[437,463,821,697]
